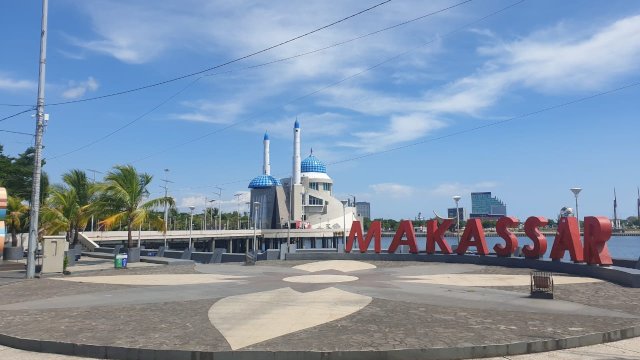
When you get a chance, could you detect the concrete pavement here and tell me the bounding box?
[0,259,639,359]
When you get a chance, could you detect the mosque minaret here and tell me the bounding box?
[248,120,357,231]
[263,131,271,176]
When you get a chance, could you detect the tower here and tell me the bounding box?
[293,119,301,185]
[263,131,270,176]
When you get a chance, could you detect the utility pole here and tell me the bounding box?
[26,0,49,279]
[87,169,103,232]
[160,169,173,250]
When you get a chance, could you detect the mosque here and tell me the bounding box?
[248,120,358,231]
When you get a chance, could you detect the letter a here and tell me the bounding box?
[550,216,584,262]
[346,220,381,254]
[388,220,418,254]
[456,219,489,255]
[426,219,452,254]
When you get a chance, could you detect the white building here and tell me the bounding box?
[249,120,357,230]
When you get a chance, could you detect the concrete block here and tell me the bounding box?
[3,246,23,260]
[211,248,225,263]
[127,247,141,263]
[180,248,193,260]
[266,249,280,260]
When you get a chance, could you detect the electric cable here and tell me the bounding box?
[0,108,35,123]
[48,77,201,160]
[0,129,34,136]
[44,1,392,107]
[181,79,640,191]
[129,0,525,164]
[48,0,480,161]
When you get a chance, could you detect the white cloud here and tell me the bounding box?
[343,113,446,152]
[172,100,245,125]
[68,2,640,163]
[423,14,640,115]
[62,77,99,99]
[0,74,35,91]
[369,183,415,198]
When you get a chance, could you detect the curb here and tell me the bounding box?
[0,325,639,360]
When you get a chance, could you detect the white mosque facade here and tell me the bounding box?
[248,120,358,231]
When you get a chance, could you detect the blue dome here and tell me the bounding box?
[294,119,300,129]
[301,154,326,173]
[263,131,269,141]
[248,175,282,189]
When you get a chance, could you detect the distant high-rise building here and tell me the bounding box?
[447,207,466,221]
[470,192,506,219]
[355,202,371,220]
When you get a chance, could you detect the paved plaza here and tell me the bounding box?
[0,259,639,359]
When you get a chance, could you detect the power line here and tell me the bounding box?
[198,0,474,80]
[45,1,391,107]
[48,77,201,160]
[48,0,479,162]
[183,79,640,191]
[329,80,640,166]
[0,129,34,136]
[0,103,32,107]
[130,0,524,164]
[0,108,35,123]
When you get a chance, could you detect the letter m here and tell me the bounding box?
[346,220,381,254]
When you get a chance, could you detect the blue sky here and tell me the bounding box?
[1,0,640,220]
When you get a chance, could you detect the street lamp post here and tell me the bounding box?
[342,201,346,252]
[188,206,195,250]
[209,199,215,230]
[453,195,461,245]
[160,168,172,250]
[234,193,241,229]
[204,197,208,230]
[254,201,260,254]
[213,187,223,230]
[87,169,103,232]
[247,201,260,265]
[570,187,582,231]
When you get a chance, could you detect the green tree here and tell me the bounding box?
[40,185,79,242]
[40,170,99,245]
[97,165,174,248]
[362,217,372,230]
[1,146,49,203]
[5,196,29,247]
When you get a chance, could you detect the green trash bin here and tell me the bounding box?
[114,254,126,269]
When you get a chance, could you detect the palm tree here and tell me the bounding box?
[40,170,97,245]
[62,170,96,245]
[40,185,78,242]
[98,165,174,248]
[6,196,29,247]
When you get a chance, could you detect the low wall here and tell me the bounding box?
[0,324,638,360]
[286,252,640,288]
